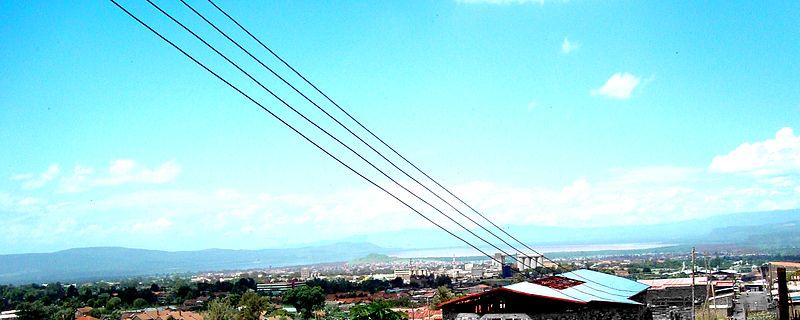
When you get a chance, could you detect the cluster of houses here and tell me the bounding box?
[438,261,800,320]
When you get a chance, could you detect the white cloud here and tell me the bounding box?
[132,217,173,233]
[5,133,800,250]
[709,127,800,176]
[457,0,545,5]
[95,159,181,186]
[591,72,641,100]
[58,166,95,193]
[12,164,60,190]
[561,37,580,54]
[56,160,182,192]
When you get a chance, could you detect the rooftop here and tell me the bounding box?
[440,269,649,308]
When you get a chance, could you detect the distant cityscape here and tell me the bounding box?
[1,244,798,320]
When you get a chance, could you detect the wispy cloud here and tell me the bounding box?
[4,130,799,251]
[94,159,181,186]
[591,72,641,100]
[11,164,60,190]
[57,159,181,193]
[132,217,173,233]
[561,37,580,54]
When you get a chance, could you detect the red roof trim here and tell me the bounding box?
[438,287,586,308]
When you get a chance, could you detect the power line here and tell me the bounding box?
[115,0,639,298]
[181,0,542,271]
[142,0,529,269]
[112,0,637,302]
[107,0,503,268]
[205,0,642,293]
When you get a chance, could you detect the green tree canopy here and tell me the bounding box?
[205,298,236,320]
[349,301,407,320]
[105,297,122,310]
[323,304,347,320]
[283,286,325,319]
[429,286,455,310]
[133,297,148,309]
[237,291,274,320]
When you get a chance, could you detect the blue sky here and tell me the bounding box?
[1,0,798,254]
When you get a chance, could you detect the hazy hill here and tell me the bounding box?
[0,242,385,285]
[1,209,797,285]
[350,209,800,249]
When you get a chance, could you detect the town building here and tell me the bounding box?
[491,253,505,271]
[514,254,544,270]
[638,277,710,320]
[256,281,305,295]
[439,269,650,320]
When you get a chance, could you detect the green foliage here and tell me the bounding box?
[747,312,777,320]
[510,273,526,284]
[205,298,237,320]
[133,297,148,308]
[305,278,392,294]
[323,304,347,320]
[106,296,122,310]
[429,286,455,310]
[389,277,404,288]
[283,286,325,318]
[236,291,274,320]
[349,300,407,320]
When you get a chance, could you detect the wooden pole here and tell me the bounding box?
[692,247,695,320]
[777,267,789,320]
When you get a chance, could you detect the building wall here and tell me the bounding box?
[446,307,651,320]
[645,286,707,320]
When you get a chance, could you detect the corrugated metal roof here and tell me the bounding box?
[560,269,650,305]
[638,277,708,290]
[442,269,649,307]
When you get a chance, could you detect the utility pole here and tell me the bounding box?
[777,267,789,320]
[691,247,696,320]
[705,253,711,319]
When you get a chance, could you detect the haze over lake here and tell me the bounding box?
[392,242,673,259]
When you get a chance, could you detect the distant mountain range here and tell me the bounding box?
[1,209,797,285]
[0,242,387,285]
[345,209,800,249]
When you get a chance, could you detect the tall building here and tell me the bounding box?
[515,253,544,270]
[492,253,505,270]
[394,269,412,284]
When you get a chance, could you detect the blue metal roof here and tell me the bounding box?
[560,269,650,305]
[501,269,650,305]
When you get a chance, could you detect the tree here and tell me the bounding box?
[429,286,454,310]
[206,298,237,320]
[433,275,452,288]
[133,298,148,309]
[349,301,407,320]
[50,306,75,320]
[283,286,325,319]
[389,277,405,289]
[237,291,273,320]
[16,301,50,320]
[510,272,526,284]
[66,285,79,298]
[323,304,346,320]
[105,297,122,310]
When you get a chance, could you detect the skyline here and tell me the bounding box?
[1,0,799,254]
